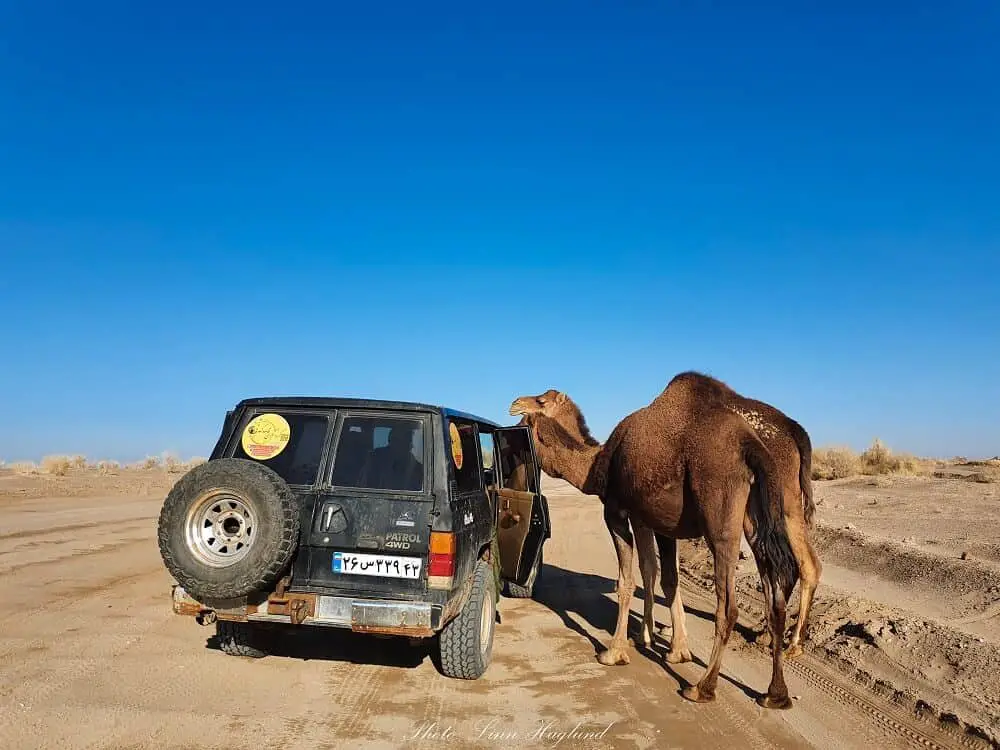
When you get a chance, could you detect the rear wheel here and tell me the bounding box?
[506,544,543,599]
[438,560,496,679]
[216,620,268,658]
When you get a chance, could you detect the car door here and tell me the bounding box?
[492,426,550,585]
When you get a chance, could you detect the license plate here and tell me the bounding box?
[332,552,422,579]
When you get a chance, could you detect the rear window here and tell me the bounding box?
[331,415,425,492]
[231,411,330,486]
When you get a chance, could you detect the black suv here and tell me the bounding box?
[157,397,550,679]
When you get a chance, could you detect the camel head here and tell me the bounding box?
[509,389,601,448]
[508,389,569,421]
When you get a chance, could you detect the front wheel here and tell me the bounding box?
[506,544,543,599]
[438,560,497,679]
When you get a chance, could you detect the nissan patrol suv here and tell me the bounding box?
[157,397,550,679]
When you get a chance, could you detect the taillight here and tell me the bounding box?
[428,532,456,579]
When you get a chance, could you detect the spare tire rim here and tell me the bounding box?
[185,490,257,567]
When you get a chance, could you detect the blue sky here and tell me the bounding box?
[1,1,998,461]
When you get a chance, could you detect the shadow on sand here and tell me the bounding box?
[532,561,766,703]
[204,622,434,670]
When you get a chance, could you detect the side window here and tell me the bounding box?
[479,431,496,488]
[479,432,495,471]
[495,428,539,493]
[231,412,330,486]
[448,419,482,493]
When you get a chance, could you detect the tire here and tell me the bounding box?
[157,458,300,603]
[216,620,268,658]
[506,544,543,599]
[438,560,497,679]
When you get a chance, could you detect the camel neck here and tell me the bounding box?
[541,440,605,496]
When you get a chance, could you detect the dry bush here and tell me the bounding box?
[859,438,933,476]
[69,455,87,469]
[161,452,183,473]
[40,455,73,476]
[9,461,38,474]
[812,446,860,480]
[140,456,161,470]
[968,467,1000,483]
[184,457,208,470]
[95,460,120,475]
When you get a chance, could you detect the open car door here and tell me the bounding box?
[492,426,551,587]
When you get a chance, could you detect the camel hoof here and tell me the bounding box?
[784,643,804,659]
[666,647,693,664]
[757,694,794,710]
[597,648,630,666]
[681,685,715,703]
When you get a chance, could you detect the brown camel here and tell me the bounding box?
[511,374,801,708]
[515,375,821,658]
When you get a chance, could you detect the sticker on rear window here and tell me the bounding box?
[449,422,464,470]
[241,413,291,460]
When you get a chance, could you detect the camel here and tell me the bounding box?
[510,373,801,708]
[514,375,822,659]
[521,373,822,658]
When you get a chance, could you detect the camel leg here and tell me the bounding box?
[743,509,775,647]
[598,504,635,666]
[743,507,795,709]
[784,508,822,659]
[756,567,794,709]
[634,522,659,650]
[656,534,692,664]
[682,509,742,704]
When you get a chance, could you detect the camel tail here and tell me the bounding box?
[742,435,799,596]
[789,418,816,529]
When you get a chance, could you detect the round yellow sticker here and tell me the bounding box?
[449,422,464,470]
[241,413,291,460]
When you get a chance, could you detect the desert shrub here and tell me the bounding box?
[859,438,933,476]
[69,455,87,469]
[812,446,860,480]
[162,452,183,473]
[96,460,120,475]
[140,456,161,470]
[10,461,38,474]
[969,467,1000,483]
[184,457,208,469]
[40,455,73,476]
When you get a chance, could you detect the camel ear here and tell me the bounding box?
[555,391,567,404]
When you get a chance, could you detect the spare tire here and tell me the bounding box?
[157,458,300,602]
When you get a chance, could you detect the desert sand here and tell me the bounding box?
[0,465,996,749]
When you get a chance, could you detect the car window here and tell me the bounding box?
[479,432,495,471]
[331,415,425,492]
[231,412,330,486]
[496,428,539,493]
[449,419,482,493]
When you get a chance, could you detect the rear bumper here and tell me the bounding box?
[171,584,442,637]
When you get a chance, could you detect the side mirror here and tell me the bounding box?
[482,467,496,487]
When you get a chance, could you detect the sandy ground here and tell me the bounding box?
[0,467,995,749]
